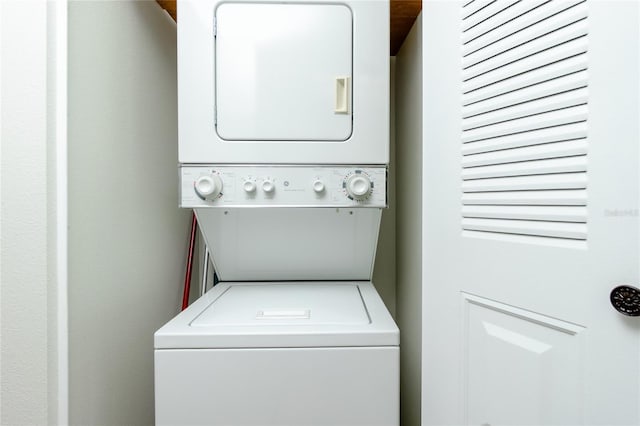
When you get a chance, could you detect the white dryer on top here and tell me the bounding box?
[178,0,389,165]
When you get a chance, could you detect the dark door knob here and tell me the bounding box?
[610,285,640,316]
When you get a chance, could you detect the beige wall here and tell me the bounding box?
[395,14,423,426]
[67,2,190,424]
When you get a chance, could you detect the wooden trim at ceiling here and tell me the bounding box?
[155,0,420,55]
[156,0,176,21]
[390,0,421,55]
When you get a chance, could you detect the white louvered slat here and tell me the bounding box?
[463,0,547,46]
[462,0,496,21]
[461,0,589,244]
[462,53,588,104]
[462,189,587,206]
[462,155,587,180]
[463,72,588,118]
[461,122,587,155]
[462,139,587,167]
[463,0,520,33]
[462,218,587,239]
[462,0,584,51]
[462,104,587,143]
[463,35,588,87]
[462,172,587,192]
[462,230,585,248]
[463,36,588,93]
[463,5,587,67]
[462,205,587,222]
[463,19,588,79]
[462,87,587,130]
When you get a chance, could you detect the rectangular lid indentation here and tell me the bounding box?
[191,283,370,327]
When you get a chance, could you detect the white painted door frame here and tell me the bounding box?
[1,1,69,424]
[53,0,69,424]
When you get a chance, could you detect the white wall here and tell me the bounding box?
[394,15,422,426]
[372,58,397,318]
[0,1,62,424]
[67,2,190,424]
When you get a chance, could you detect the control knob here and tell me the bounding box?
[312,179,325,193]
[345,174,372,200]
[262,179,275,194]
[194,174,223,200]
[243,179,257,193]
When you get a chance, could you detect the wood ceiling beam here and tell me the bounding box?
[390,0,421,55]
[155,0,421,55]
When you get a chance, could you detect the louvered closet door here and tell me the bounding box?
[422,1,639,425]
[461,0,589,242]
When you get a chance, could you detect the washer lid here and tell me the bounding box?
[154,281,399,349]
[191,283,370,327]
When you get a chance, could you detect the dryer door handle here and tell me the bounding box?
[335,76,350,114]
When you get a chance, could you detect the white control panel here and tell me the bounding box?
[180,166,387,208]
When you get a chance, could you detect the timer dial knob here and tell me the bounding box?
[194,175,223,200]
[345,174,372,200]
[262,179,275,194]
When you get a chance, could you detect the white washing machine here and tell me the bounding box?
[155,281,398,425]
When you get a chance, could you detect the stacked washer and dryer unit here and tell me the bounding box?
[154,0,399,424]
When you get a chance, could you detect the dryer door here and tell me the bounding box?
[215,3,352,141]
[178,0,388,164]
